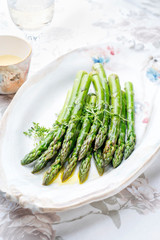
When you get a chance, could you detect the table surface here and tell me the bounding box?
[0,0,160,239]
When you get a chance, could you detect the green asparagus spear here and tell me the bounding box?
[33,73,91,173]
[93,148,104,175]
[21,71,85,166]
[60,73,91,164]
[103,74,122,166]
[21,89,72,165]
[52,71,86,145]
[42,154,62,185]
[32,137,62,173]
[112,91,126,168]
[79,150,92,184]
[43,124,81,185]
[78,72,104,160]
[124,82,136,159]
[93,63,110,150]
[62,94,96,182]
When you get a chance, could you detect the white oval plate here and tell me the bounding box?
[0,43,160,212]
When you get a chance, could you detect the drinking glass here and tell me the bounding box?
[7,0,55,41]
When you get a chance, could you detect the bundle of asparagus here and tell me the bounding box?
[21,63,136,185]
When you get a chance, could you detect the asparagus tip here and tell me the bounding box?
[42,176,49,186]
[61,174,66,182]
[42,181,47,186]
[21,160,26,165]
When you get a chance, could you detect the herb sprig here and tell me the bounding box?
[23,122,51,144]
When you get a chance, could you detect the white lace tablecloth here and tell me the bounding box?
[0,0,160,239]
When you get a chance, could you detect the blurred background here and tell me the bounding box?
[1,0,160,74]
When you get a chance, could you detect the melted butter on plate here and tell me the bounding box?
[53,168,99,185]
[0,55,22,66]
[54,170,79,185]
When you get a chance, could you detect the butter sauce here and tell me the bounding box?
[0,55,22,66]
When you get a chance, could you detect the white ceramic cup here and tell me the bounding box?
[0,35,32,94]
